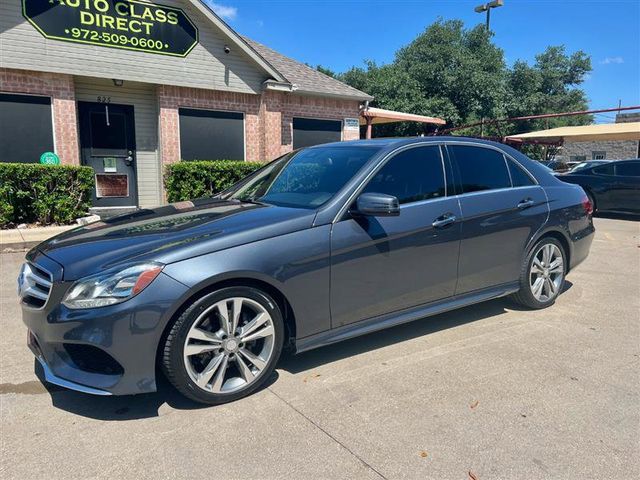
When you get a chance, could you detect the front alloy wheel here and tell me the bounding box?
[162,287,284,404]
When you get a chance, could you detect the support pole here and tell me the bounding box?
[366,117,373,140]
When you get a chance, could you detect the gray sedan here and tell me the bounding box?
[19,137,594,404]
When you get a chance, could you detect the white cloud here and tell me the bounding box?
[203,1,237,21]
[600,56,624,65]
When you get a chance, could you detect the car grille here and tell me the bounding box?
[18,262,53,309]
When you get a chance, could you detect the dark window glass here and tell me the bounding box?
[0,93,54,164]
[616,161,640,177]
[507,159,535,187]
[593,164,615,176]
[179,108,244,160]
[90,111,128,156]
[225,146,381,208]
[363,146,445,204]
[293,118,342,149]
[450,145,511,193]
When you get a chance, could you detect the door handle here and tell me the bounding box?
[432,213,456,228]
[517,198,535,209]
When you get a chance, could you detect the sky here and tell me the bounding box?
[206,0,640,122]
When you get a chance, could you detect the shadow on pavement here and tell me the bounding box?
[36,360,278,421]
[595,212,639,222]
[280,296,515,374]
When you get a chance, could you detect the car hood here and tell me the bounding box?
[31,198,316,280]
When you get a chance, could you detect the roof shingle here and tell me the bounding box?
[244,37,373,101]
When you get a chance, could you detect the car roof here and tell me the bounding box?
[308,136,508,150]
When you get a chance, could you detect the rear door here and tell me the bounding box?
[330,144,461,328]
[612,161,640,212]
[447,144,548,294]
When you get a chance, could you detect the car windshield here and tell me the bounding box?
[220,146,381,209]
[569,161,606,172]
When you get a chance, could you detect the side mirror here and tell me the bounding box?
[354,192,400,217]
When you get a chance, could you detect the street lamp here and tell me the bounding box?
[474,0,504,31]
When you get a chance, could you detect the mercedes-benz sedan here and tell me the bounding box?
[19,137,594,404]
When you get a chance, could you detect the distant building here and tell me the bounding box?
[560,113,640,162]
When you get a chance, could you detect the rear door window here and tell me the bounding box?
[615,161,640,177]
[507,159,536,187]
[449,145,511,193]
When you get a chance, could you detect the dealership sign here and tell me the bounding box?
[23,0,198,57]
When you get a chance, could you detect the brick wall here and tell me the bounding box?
[278,93,361,155]
[158,86,362,163]
[562,140,639,161]
[158,85,262,163]
[0,68,79,165]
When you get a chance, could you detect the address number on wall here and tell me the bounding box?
[97,96,111,104]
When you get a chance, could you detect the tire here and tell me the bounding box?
[162,286,284,405]
[511,237,566,310]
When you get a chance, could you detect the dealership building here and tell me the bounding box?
[0,0,372,211]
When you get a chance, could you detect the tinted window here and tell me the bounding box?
[593,164,615,176]
[363,146,445,204]
[225,146,380,208]
[0,93,54,164]
[616,161,640,177]
[293,118,342,149]
[450,145,511,193]
[179,108,244,160]
[507,159,535,187]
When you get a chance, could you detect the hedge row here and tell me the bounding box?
[0,164,94,228]
[164,160,263,202]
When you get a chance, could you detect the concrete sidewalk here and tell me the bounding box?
[0,225,74,251]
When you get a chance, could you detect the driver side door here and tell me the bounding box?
[330,145,462,328]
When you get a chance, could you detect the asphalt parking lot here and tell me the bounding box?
[1,217,638,480]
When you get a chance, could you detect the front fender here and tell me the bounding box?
[162,225,332,339]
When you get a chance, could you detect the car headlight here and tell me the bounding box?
[62,262,164,309]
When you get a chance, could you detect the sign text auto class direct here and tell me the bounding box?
[23,0,198,56]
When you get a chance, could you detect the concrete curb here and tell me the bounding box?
[1,225,75,253]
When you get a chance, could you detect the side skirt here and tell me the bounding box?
[294,282,520,354]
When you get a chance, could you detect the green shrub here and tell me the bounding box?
[164,160,263,202]
[0,163,94,228]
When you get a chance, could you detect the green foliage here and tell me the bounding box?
[0,163,94,228]
[164,160,263,202]
[338,19,593,142]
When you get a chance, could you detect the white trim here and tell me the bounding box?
[176,106,246,161]
[184,0,287,83]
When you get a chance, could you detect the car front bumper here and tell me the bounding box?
[21,255,190,396]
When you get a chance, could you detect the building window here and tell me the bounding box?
[293,118,342,149]
[592,151,606,160]
[178,108,244,161]
[0,93,54,164]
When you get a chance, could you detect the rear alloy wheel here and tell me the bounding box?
[511,238,566,309]
[162,287,284,404]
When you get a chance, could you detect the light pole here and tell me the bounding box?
[474,0,504,31]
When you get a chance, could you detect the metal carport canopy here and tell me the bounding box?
[506,122,640,143]
[359,107,446,139]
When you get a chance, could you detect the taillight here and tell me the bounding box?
[582,195,593,216]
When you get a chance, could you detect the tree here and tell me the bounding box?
[336,19,593,145]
